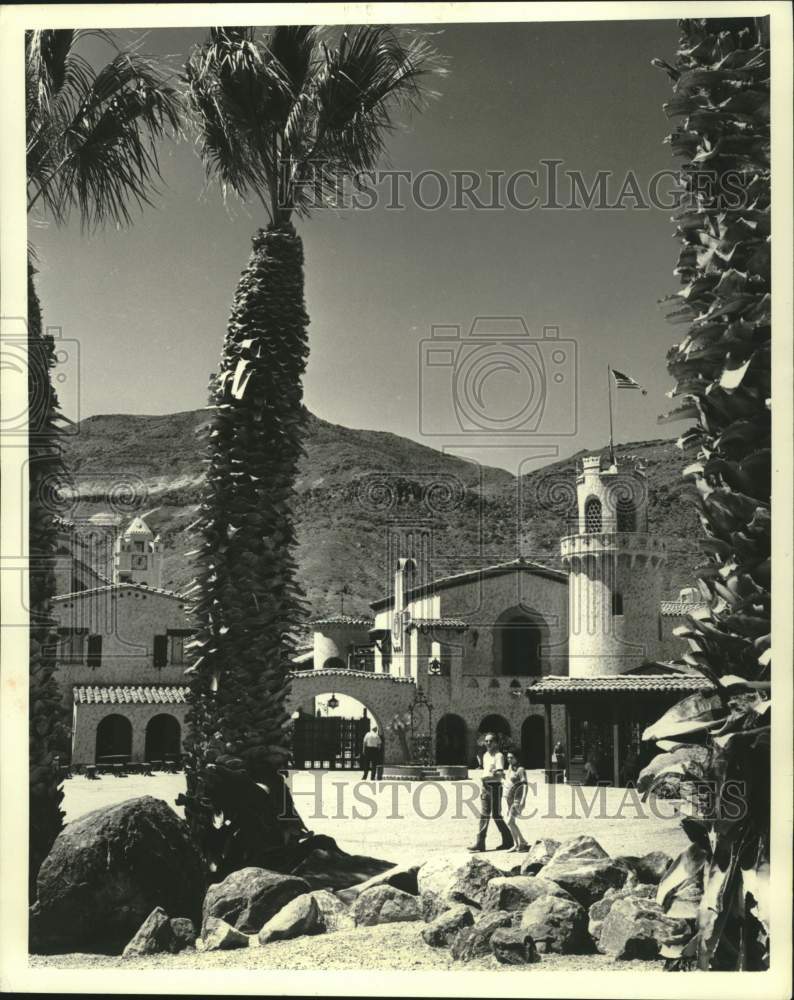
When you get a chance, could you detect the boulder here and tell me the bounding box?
[257,893,323,944]
[490,927,541,965]
[421,905,475,947]
[539,856,629,908]
[450,911,513,962]
[417,854,502,921]
[336,862,420,904]
[520,838,561,875]
[309,890,354,933]
[597,896,691,960]
[520,895,588,954]
[169,917,197,953]
[545,835,610,865]
[482,875,571,912]
[637,851,672,885]
[352,884,421,927]
[31,797,206,953]
[197,917,250,952]
[122,907,173,959]
[201,867,310,936]
[588,884,656,946]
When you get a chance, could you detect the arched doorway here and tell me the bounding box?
[435,714,467,765]
[95,714,132,765]
[144,714,181,762]
[291,694,376,770]
[492,606,546,675]
[521,715,545,768]
[478,714,511,743]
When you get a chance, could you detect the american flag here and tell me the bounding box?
[611,368,647,395]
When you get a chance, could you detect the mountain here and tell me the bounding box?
[60,409,703,617]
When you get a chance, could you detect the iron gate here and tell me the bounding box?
[291,715,371,770]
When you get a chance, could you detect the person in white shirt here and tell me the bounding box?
[361,725,383,780]
[467,732,513,852]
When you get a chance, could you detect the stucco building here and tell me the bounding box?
[288,452,708,783]
[52,516,192,766]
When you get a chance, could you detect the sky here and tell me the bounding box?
[30,18,685,474]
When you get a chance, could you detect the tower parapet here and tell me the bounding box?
[561,453,666,677]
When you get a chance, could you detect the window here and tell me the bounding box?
[380,631,392,673]
[615,496,636,532]
[119,573,132,583]
[87,634,103,668]
[612,592,624,616]
[131,554,148,570]
[584,496,603,533]
[134,541,145,553]
[153,634,168,669]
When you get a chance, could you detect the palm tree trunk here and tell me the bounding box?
[184,224,311,874]
[27,261,67,899]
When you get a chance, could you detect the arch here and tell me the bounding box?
[584,496,603,533]
[286,669,416,765]
[520,715,545,768]
[322,656,345,670]
[95,713,132,764]
[145,713,181,762]
[492,606,547,676]
[478,714,511,744]
[435,714,467,765]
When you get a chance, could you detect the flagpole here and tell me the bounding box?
[607,364,615,465]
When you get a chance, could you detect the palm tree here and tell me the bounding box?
[181,26,443,866]
[641,17,770,970]
[26,29,180,896]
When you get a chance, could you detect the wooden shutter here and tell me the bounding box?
[153,634,168,668]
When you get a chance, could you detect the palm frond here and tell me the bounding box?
[26,30,181,229]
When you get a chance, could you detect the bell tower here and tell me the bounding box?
[560,453,666,676]
[114,515,163,588]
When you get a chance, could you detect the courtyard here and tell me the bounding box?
[62,770,690,868]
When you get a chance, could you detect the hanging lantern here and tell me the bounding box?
[327,693,339,710]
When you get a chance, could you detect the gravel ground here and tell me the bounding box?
[29,921,665,972]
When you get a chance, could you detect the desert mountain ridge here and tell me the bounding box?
[61,409,703,617]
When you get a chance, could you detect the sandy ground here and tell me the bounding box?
[36,770,686,972]
[62,769,690,867]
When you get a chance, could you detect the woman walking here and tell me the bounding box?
[504,751,530,852]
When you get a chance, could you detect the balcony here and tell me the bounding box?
[560,531,667,566]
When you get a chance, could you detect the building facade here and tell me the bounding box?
[52,516,192,766]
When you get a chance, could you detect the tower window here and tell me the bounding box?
[612,592,624,616]
[584,497,603,533]
[616,496,637,532]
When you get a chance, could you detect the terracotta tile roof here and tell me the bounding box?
[370,558,566,611]
[308,614,374,627]
[54,582,184,602]
[407,618,469,631]
[527,674,714,697]
[73,685,190,705]
[288,668,415,685]
[660,600,705,616]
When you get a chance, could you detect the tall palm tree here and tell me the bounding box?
[641,17,770,970]
[26,29,180,896]
[181,26,443,867]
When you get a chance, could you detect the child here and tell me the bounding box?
[503,751,529,852]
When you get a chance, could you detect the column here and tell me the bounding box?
[544,703,553,772]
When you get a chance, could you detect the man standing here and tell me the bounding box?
[468,732,513,852]
[361,725,383,780]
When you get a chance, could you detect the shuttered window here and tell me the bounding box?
[153,634,168,668]
[87,634,103,668]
